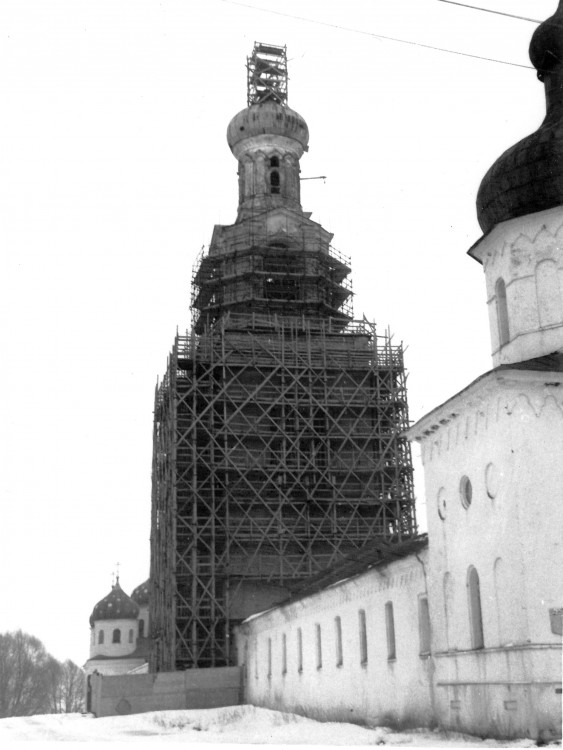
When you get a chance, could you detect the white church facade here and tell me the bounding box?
[84,579,150,677]
[235,3,563,742]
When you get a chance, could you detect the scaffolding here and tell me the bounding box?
[150,312,416,671]
[247,43,288,106]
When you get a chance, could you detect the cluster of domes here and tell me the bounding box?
[89,579,145,627]
[477,1,563,233]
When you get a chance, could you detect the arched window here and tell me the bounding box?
[418,596,431,655]
[270,170,280,194]
[385,601,396,660]
[270,156,279,168]
[112,628,121,644]
[467,565,484,649]
[358,610,367,665]
[495,278,510,347]
[98,629,104,645]
[315,623,322,669]
[128,629,134,643]
[281,633,287,675]
[334,616,343,667]
[443,572,453,649]
[139,619,145,638]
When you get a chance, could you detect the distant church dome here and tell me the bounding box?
[89,580,139,627]
[227,101,309,154]
[131,579,149,607]
[477,1,563,233]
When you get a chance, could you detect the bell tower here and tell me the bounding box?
[150,43,417,672]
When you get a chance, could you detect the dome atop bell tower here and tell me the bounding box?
[477,1,563,233]
[225,43,309,221]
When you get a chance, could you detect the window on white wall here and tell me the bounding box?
[254,639,258,679]
[495,278,510,347]
[315,624,322,669]
[297,628,303,673]
[467,565,485,649]
[267,638,272,678]
[418,596,431,655]
[282,633,287,675]
[443,572,453,650]
[385,602,396,660]
[128,629,134,644]
[98,630,104,645]
[334,616,343,667]
[358,609,368,665]
[112,628,121,644]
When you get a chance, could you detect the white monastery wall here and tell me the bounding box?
[411,369,563,740]
[236,549,434,729]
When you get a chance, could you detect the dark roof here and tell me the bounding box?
[89,581,140,627]
[286,535,428,603]
[497,351,563,373]
[476,3,563,234]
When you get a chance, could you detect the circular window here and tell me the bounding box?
[437,487,447,520]
[460,476,472,509]
[485,462,499,499]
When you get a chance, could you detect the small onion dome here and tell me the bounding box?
[227,102,309,153]
[477,1,563,234]
[89,581,139,627]
[131,579,149,607]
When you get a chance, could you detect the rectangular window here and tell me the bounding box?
[418,596,431,655]
[282,633,287,675]
[254,639,258,679]
[385,601,396,660]
[267,638,272,678]
[358,609,368,665]
[297,628,303,673]
[334,616,343,667]
[315,623,322,669]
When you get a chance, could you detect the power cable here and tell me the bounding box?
[436,1,541,24]
[218,0,533,70]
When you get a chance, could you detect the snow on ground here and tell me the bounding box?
[0,705,550,746]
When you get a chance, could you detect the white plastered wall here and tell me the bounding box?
[236,549,433,729]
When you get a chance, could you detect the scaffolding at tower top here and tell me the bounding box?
[247,42,288,106]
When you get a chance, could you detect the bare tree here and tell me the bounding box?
[0,631,54,717]
[0,631,85,717]
[58,660,85,713]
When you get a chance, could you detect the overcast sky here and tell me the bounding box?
[0,0,556,666]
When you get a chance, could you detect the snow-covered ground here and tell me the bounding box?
[0,705,552,746]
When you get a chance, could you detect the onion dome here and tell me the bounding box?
[89,580,139,627]
[131,579,149,607]
[477,1,563,234]
[227,101,309,154]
